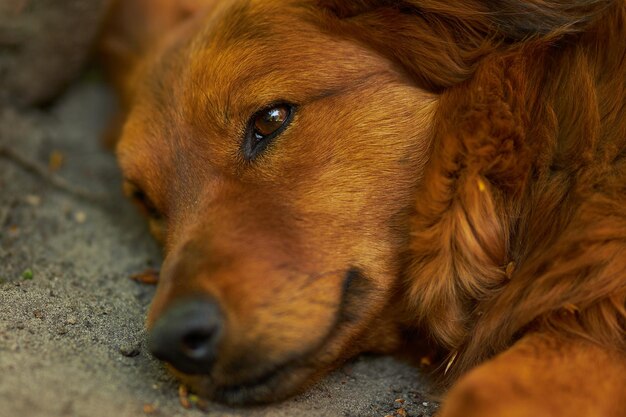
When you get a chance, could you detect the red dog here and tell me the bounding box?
[100,0,626,414]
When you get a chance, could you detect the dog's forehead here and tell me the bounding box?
[133,0,397,140]
[197,0,278,49]
[178,1,394,118]
[118,0,403,198]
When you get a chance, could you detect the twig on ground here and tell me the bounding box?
[0,145,107,204]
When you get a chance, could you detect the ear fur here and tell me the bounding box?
[315,0,612,37]
[311,0,613,90]
[406,53,533,349]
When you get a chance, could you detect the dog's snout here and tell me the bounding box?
[148,298,222,375]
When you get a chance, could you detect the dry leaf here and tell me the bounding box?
[130,269,160,285]
[505,262,515,279]
[48,150,65,171]
[178,385,192,409]
[477,178,486,192]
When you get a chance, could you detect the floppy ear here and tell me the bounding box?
[403,52,537,350]
[312,0,611,91]
[311,0,488,91]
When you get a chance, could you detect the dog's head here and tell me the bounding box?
[117,0,436,403]
[115,0,608,405]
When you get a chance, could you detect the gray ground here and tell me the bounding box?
[0,81,439,417]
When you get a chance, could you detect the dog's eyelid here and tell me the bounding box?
[123,180,163,219]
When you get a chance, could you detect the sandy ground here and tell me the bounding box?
[0,81,439,417]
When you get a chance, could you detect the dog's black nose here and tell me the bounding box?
[148,298,222,374]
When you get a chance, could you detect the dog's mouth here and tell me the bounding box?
[178,353,320,405]
[168,268,374,405]
[214,363,298,403]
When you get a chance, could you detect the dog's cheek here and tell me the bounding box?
[223,271,346,359]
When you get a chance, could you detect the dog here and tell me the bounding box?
[99,0,626,414]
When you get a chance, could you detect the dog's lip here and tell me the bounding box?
[213,362,303,404]
[176,356,313,405]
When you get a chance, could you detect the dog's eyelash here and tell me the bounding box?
[242,103,295,161]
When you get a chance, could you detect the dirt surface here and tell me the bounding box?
[0,81,439,417]
[0,0,109,106]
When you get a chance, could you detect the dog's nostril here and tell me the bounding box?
[181,330,213,357]
[148,298,222,375]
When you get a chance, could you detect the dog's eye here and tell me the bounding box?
[123,181,162,219]
[254,106,290,137]
[243,103,294,160]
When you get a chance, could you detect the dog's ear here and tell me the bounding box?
[310,0,487,91]
[311,0,610,90]
[315,0,611,36]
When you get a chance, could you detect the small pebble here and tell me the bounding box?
[67,316,77,325]
[24,194,41,206]
[422,402,429,406]
[120,342,141,357]
[74,211,87,224]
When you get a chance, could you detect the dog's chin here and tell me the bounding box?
[173,359,323,405]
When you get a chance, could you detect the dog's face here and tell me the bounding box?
[117,0,436,404]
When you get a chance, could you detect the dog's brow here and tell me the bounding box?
[304,70,398,104]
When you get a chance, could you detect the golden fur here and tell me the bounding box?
[100,0,626,413]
